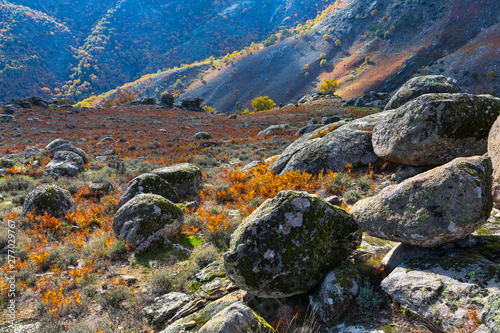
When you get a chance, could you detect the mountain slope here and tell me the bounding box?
[93,0,499,113]
[0,1,75,101]
[0,0,329,102]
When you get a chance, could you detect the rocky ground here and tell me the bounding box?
[0,76,500,333]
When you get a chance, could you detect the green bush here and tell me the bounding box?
[192,244,219,268]
[151,268,173,295]
[320,59,328,68]
[98,288,132,310]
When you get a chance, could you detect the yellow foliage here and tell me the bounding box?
[319,79,340,94]
[251,96,276,112]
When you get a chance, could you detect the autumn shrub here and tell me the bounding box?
[251,96,276,112]
[319,79,339,94]
[320,59,328,68]
[0,175,36,192]
[343,190,361,203]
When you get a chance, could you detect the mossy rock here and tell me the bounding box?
[309,261,362,325]
[118,173,179,208]
[351,156,493,248]
[198,302,275,333]
[374,93,500,165]
[22,184,76,218]
[224,190,362,298]
[488,115,500,209]
[45,151,84,177]
[381,247,500,332]
[113,194,183,254]
[0,158,14,169]
[385,75,461,110]
[152,163,203,199]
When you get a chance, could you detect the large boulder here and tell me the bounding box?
[180,97,204,112]
[152,163,203,199]
[269,112,389,175]
[45,151,84,177]
[373,93,500,165]
[160,93,175,107]
[385,75,461,110]
[351,156,493,248]
[488,115,500,208]
[118,173,179,208]
[309,261,362,325]
[22,184,76,217]
[381,247,500,332]
[198,302,275,333]
[0,158,14,169]
[25,146,42,159]
[45,139,89,164]
[223,191,362,298]
[113,194,183,254]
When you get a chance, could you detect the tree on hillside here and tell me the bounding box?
[251,96,276,111]
[320,59,328,68]
[319,79,339,94]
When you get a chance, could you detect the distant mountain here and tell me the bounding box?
[0,0,329,102]
[90,0,499,113]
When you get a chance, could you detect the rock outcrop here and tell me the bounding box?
[270,112,388,175]
[488,115,500,208]
[224,191,362,298]
[373,93,500,165]
[351,156,493,248]
[45,151,84,177]
[384,75,461,111]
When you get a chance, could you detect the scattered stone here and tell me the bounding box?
[193,132,212,140]
[351,156,493,248]
[198,302,275,333]
[2,108,14,115]
[118,173,179,208]
[296,124,324,136]
[183,320,197,329]
[0,158,14,169]
[229,114,237,119]
[320,116,341,125]
[385,75,461,110]
[113,194,183,254]
[309,261,362,325]
[22,184,76,218]
[224,191,362,298]
[130,97,157,105]
[45,138,89,164]
[45,151,84,177]
[25,146,42,159]
[180,97,204,112]
[142,292,191,329]
[152,163,203,199]
[239,160,264,173]
[270,112,388,175]
[325,195,343,206]
[88,182,114,198]
[373,93,500,165]
[0,115,15,122]
[257,124,290,137]
[100,137,114,142]
[160,93,175,107]
[342,97,365,107]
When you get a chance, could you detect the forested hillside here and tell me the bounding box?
[0,0,329,101]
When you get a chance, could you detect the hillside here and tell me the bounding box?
[91,0,500,113]
[0,0,330,102]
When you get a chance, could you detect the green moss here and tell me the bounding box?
[177,235,203,249]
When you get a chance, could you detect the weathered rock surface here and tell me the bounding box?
[45,151,84,177]
[198,302,275,333]
[257,124,290,137]
[488,115,500,209]
[270,112,389,175]
[118,173,179,208]
[385,75,461,110]
[373,93,500,165]
[113,194,183,254]
[224,191,362,298]
[309,261,362,325]
[160,290,246,333]
[45,138,89,164]
[0,158,13,169]
[152,163,203,199]
[193,132,212,140]
[22,184,76,217]
[381,247,500,332]
[141,292,191,329]
[351,156,493,248]
[25,146,41,159]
